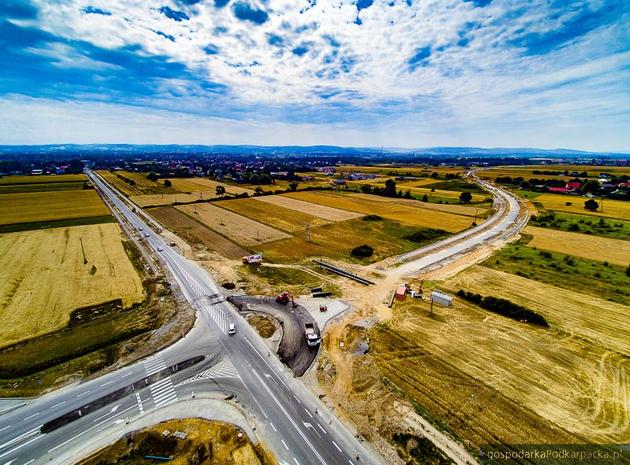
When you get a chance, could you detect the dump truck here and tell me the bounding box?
[275,291,296,307]
[304,323,321,347]
[242,254,263,265]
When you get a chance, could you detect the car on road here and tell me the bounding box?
[139,227,143,231]
[144,233,149,237]
[157,246,163,252]
[228,323,236,335]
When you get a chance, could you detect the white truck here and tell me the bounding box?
[304,323,321,347]
[242,254,263,265]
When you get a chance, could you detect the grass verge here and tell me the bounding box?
[0,215,113,233]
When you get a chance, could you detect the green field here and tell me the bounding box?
[529,211,630,241]
[482,241,630,305]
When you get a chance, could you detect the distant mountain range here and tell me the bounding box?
[0,144,627,158]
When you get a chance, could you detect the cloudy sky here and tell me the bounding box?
[1,0,629,150]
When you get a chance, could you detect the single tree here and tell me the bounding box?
[216,185,226,196]
[384,179,397,197]
[147,172,158,182]
[289,181,299,192]
[459,191,473,203]
[422,193,429,202]
[584,199,599,211]
[254,186,264,196]
[163,179,172,187]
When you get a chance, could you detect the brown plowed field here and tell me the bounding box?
[149,207,247,259]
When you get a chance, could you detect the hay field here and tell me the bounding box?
[535,193,630,220]
[253,195,363,221]
[525,225,630,265]
[130,192,215,207]
[0,174,86,184]
[284,191,472,232]
[176,203,291,246]
[215,198,331,233]
[348,193,491,217]
[0,224,144,348]
[0,190,110,225]
[373,290,629,444]
[404,186,485,202]
[166,177,254,195]
[445,266,629,355]
[337,165,466,177]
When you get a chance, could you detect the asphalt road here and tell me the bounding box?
[0,170,381,465]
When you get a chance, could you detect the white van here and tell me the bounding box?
[228,323,236,335]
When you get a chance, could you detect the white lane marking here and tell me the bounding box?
[293,458,300,465]
[293,395,302,404]
[101,380,113,386]
[0,426,41,450]
[76,391,90,398]
[332,440,342,452]
[0,435,41,460]
[304,408,313,418]
[0,426,10,432]
[136,393,144,415]
[317,423,326,434]
[92,405,119,423]
[250,369,327,465]
[348,460,355,465]
[22,459,35,465]
[47,404,136,453]
[121,372,132,378]
[51,401,66,408]
[281,440,289,450]
[23,413,38,421]
[270,422,277,432]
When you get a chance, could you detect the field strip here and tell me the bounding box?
[525,225,630,265]
[175,203,291,246]
[166,177,254,195]
[347,193,490,217]
[253,195,363,221]
[534,193,630,221]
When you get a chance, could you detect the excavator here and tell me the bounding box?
[276,291,297,308]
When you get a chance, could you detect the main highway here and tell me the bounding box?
[0,170,381,465]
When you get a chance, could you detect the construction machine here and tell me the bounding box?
[276,291,296,308]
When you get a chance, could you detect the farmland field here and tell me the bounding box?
[216,198,331,233]
[348,193,491,218]
[253,195,363,221]
[176,203,291,246]
[337,165,466,177]
[524,225,630,265]
[0,174,87,184]
[149,206,247,259]
[96,170,144,196]
[258,217,449,263]
[165,177,254,195]
[534,193,630,220]
[0,223,144,348]
[372,285,628,445]
[0,190,110,226]
[529,211,630,241]
[284,191,473,232]
[131,192,216,207]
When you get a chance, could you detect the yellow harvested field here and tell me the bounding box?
[405,186,485,202]
[176,203,291,246]
[165,177,254,195]
[337,165,466,177]
[0,190,110,225]
[535,193,630,220]
[445,266,629,356]
[253,195,363,221]
[435,266,630,441]
[525,226,630,265]
[0,174,86,184]
[131,192,213,207]
[348,193,491,217]
[96,170,144,196]
[479,165,630,180]
[284,191,472,232]
[0,224,144,348]
[215,198,331,233]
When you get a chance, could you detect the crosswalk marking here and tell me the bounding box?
[144,356,167,376]
[179,359,240,385]
[150,377,178,407]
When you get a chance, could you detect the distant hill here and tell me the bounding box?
[0,144,627,159]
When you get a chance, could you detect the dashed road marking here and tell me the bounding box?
[332,440,342,452]
[136,393,144,414]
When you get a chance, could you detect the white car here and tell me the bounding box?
[228,323,236,335]
[157,247,163,252]
[144,233,150,237]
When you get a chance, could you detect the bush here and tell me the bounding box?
[456,290,548,327]
[362,215,383,221]
[568,223,580,232]
[350,244,374,258]
[403,229,447,243]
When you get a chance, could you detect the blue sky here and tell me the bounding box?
[1,0,629,150]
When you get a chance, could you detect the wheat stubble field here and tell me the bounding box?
[0,223,144,348]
